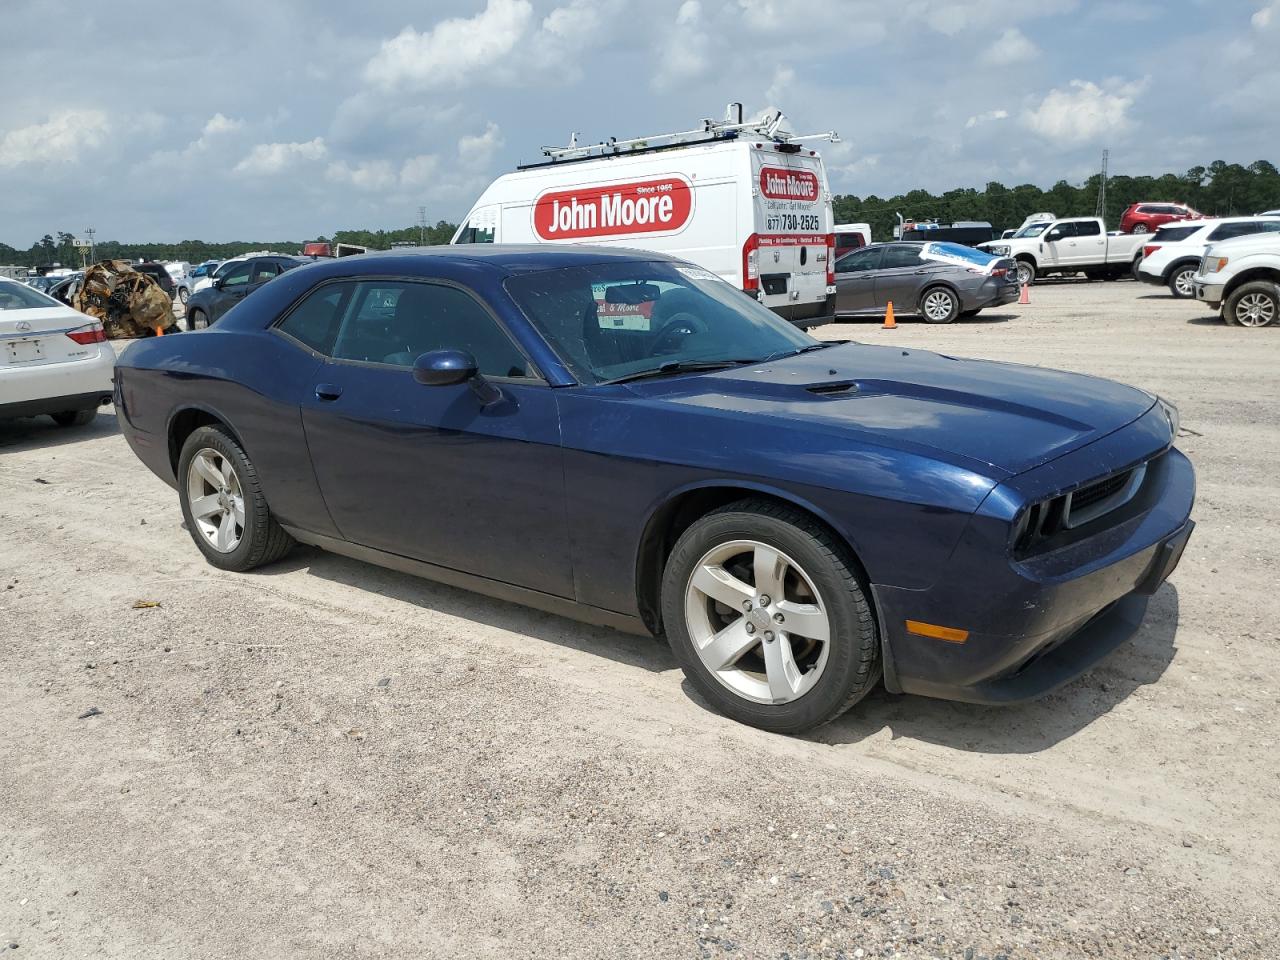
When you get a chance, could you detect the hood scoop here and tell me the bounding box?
[806,381,858,397]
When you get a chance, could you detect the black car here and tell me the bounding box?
[184,255,304,330]
[133,262,176,299]
[834,241,1019,323]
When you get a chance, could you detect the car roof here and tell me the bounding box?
[327,244,686,274]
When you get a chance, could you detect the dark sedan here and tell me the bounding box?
[115,246,1194,734]
[835,241,1019,323]
[183,254,304,330]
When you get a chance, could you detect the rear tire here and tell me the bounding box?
[177,425,294,571]
[1168,264,1197,299]
[661,499,879,734]
[51,408,97,427]
[1132,223,1150,234]
[178,287,190,305]
[919,286,960,324]
[1224,281,1278,328]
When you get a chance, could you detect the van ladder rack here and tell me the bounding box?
[517,105,839,170]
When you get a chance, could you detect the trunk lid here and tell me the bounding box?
[1,306,106,368]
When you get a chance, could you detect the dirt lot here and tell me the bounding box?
[1,280,1277,959]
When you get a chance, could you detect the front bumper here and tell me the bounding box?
[1193,276,1224,307]
[873,417,1195,705]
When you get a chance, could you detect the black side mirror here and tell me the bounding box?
[212,277,225,290]
[413,349,478,386]
[1046,230,1063,242]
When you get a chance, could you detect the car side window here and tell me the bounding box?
[220,261,254,288]
[835,248,881,273]
[880,246,923,268]
[1075,221,1101,237]
[1048,222,1077,240]
[252,261,280,284]
[276,282,352,354]
[330,280,531,378]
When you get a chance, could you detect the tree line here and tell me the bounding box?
[4,161,1278,270]
[833,160,1280,241]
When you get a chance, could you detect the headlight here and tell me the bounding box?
[1205,256,1228,274]
[1158,396,1180,438]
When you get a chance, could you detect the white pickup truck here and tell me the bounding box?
[1192,231,1280,327]
[978,216,1147,286]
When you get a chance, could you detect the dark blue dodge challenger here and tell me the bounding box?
[116,246,1195,733]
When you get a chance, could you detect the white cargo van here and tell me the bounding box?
[453,107,839,327]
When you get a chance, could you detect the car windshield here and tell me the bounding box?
[0,281,60,310]
[922,242,997,266]
[1013,222,1050,238]
[504,261,818,385]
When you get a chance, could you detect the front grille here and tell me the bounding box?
[1070,472,1129,512]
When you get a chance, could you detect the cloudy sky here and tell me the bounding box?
[2,0,1276,245]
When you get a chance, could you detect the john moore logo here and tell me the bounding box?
[759,167,820,202]
[533,177,693,240]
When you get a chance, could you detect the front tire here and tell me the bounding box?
[661,500,879,734]
[186,308,207,331]
[1015,260,1036,287]
[919,286,960,324]
[1224,281,1278,328]
[178,287,190,305]
[177,425,294,571]
[51,408,97,427]
[1168,264,1197,299]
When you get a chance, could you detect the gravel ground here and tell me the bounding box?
[1,279,1277,959]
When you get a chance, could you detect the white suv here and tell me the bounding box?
[1138,217,1280,298]
[1192,232,1280,327]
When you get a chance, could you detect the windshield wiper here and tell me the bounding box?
[602,359,759,385]
[756,342,833,364]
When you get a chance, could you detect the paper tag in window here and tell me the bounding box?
[676,266,720,283]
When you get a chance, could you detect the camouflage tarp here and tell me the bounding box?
[72,260,177,339]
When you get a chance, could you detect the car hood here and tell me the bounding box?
[628,343,1158,478]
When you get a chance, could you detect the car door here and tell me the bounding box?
[833,247,883,314]
[207,258,256,321]
[1071,219,1106,264]
[292,277,574,598]
[1040,221,1076,268]
[872,244,929,309]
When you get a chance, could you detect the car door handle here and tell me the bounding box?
[315,383,343,401]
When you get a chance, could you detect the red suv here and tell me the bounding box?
[1120,202,1202,235]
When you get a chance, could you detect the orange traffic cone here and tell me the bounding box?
[154,325,165,336]
[1018,283,1030,305]
[883,301,897,330]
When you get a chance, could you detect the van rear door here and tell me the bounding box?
[747,149,833,326]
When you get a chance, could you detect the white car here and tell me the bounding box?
[1192,231,1280,327]
[165,262,193,304]
[0,278,115,426]
[192,257,247,294]
[1137,216,1280,298]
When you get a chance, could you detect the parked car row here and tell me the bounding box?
[1137,216,1280,298]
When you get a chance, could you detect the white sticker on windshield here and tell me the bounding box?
[676,266,722,283]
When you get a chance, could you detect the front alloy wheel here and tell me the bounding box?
[661,500,879,734]
[1170,266,1196,299]
[1015,261,1035,287]
[685,540,831,704]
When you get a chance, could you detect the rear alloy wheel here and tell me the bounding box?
[661,500,879,734]
[51,408,97,427]
[1225,281,1278,328]
[178,425,294,571]
[920,287,960,324]
[1132,223,1150,234]
[1015,260,1036,287]
[186,308,208,331]
[1169,264,1197,299]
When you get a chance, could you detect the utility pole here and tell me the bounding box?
[84,226,96,265]
[417,206,428,245]
[1095,149,1109,220]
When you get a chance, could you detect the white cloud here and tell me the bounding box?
[363,0,534,92]
[981,28,1039,66]
[399,154,440,189]
[1023,79,1145,143]
[765,66,796,107]
[965,109,1009,128]
[652,1,711,90]
[0,109,109,168]
[234,137,328,175]
[325,158,397,191]
[458,122,504,166]
[202,113,243,137]
[1254,0,1279,29]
